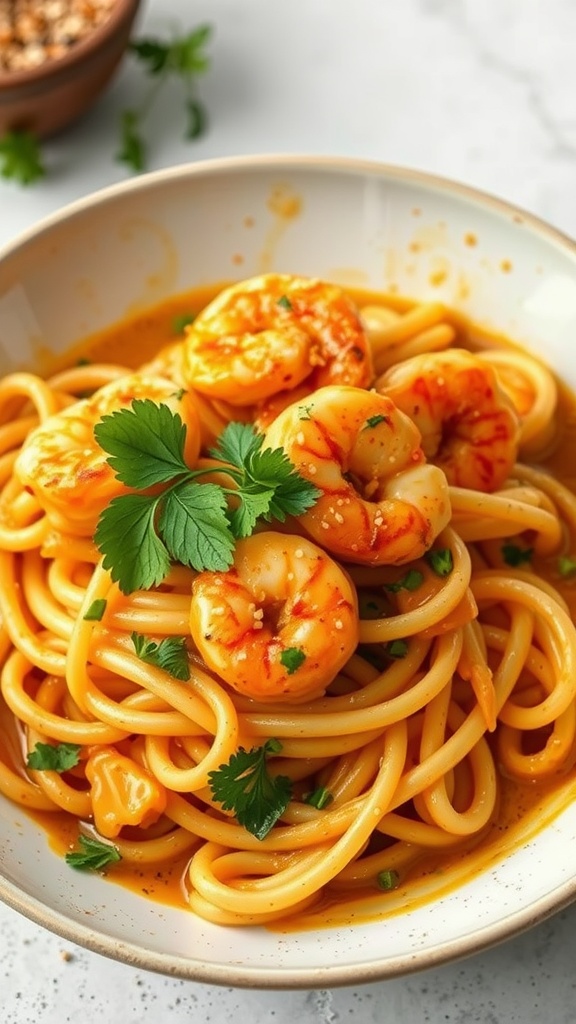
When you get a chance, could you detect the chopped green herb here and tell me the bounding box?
[303,786,333,810]
[131,632,191,681]
[94,405,320,593]
[83,598,107,622]
[65,834,121,872]
[277,295,293,311]
[279,647,306,675]
[364,414,388,429]
[76,356,91,367]
[172,312,196,334]
[26,742,81,773]
[385,569,424,594]
[425,548,454,577]
[116,110,146,173]
[0,130,45,186]
[208,739,292,840]
[298,404,314,421]
[386,639,409,659]
[377,869,400,891]
[558,555,576,577]
[502,543,533,567]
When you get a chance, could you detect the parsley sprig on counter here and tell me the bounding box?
[118,25,212,172]
[0,130,45,186]
[0,25,212,186]
[94,401,320,594]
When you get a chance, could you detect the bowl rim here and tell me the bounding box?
[1,152,575,264]
[0,0,142,91]
[2,152,576,989]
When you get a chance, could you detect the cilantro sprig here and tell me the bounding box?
[26,742,81,773]
[132,632,191,681]
[94,403,319,594]
[118,26,212,172]
[65,834,121,872]
[208,739,292,840]
[0,130,45,186]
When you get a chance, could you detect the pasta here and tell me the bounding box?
[0,272,575,931]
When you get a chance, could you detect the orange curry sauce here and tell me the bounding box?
[7,283,576,928]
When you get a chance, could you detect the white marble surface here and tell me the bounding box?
[3,0,576,1020]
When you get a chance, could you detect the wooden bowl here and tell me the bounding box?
[0,0,142,139]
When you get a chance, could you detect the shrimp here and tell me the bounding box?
[376,349,521,492]
[15,373,201,536]
[263,385,451,566]
[189,531,359,702]
[182,273,373,407]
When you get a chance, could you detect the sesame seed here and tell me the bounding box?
[253,608,264,620]
[236,650,247,661]
[253,621,264,630]
[295,548,304,558]
[307,463,317,475]
[334,512,344,524]
[296,431,305,445]
[334,619,343,630]
[320,521,330,530]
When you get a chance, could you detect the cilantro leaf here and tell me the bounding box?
[425,548,454,577]
[94,400,189,488]
[160,483,235,571]
[0,130,45,186]
[247,446,320,520]
[208,739,292,840]
[279,647,306,675]
[83,598,107,621]
[277,295,293,311]
[65,834,121,872]
[131,632,191,681]
[209,422,262,470]
[228,486,275,539]
[210,423,320,522]
[27,742,81,773]
[116,110,146,173]
[385,569,424,593]
[502,543,533,567]
[95,493,170,594]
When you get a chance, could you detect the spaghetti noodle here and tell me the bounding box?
[0,273,575,930]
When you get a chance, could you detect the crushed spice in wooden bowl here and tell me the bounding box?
[0,0,142,138]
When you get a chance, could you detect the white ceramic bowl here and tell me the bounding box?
[2,155,576,989]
